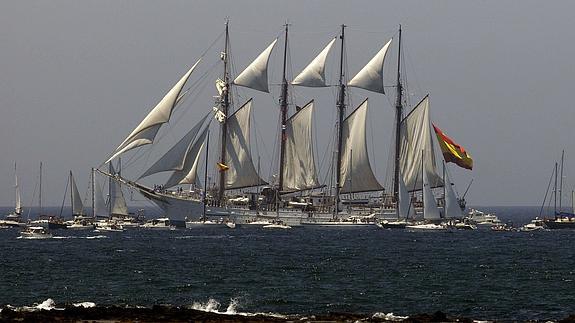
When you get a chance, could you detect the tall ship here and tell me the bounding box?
[96,22,473,227]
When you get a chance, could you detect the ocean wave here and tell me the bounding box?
[7,298,64,312]
[187,297,286,318]
[372,312,408,320]
[72,302,96,308]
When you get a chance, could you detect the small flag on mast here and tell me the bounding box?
[432,124,473,170]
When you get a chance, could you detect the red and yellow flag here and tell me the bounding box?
[432,124,473,170]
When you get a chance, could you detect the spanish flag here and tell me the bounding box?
[217,162,229,172]
[432,124,473,170]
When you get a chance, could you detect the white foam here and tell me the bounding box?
[12,298,65,312]
[225,298,239,314]
[73,302,96,308]
[188,298,286,318]
[373,312,408,320]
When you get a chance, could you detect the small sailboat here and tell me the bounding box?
[1,162,26,228]
[66,171,95,230]
[406,153,446,231]
[30,162,67,230]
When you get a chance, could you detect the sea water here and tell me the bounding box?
[0,206,573,321]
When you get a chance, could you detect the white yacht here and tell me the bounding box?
[20,226,52,239]
[520,218,546,232]
[465,208,502,227]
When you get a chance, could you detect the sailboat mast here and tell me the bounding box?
[69,171,74,215]
[335,24,346,216]
[39,161,43,215]
[559,150,564,211]
[278,23,289,191]
[393,25,403,218]
[203,131,210,221]
[108,162,113,216]
[554,162,558,215]
[218,20,230,206]
[91,168,96,218]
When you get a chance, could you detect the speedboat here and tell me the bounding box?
[142,218,175,230]
[263,220,292,229]
[377,219,408,229]
[520,218,545,232]
[94,220,124,232]
[465,208,502,227]
[20,226,52,239]
[405,223,448,231]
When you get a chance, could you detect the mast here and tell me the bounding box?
[278,23,289,191]
[108,162,113,215]
[394,25,403,218]
[559,150,564,211]
[443,161,446,218]
[39,161,43,215]
[554,162,558,215]
[203,131,210,221]
[92,168,96,218]
[69,171,73,215]
[218,20,230,206]
[335,24,346,216]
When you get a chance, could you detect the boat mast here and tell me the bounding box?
[92,168,96,218]
[559,150,564,211]
[394,25,403,218]
[554,162,558,215]
[278,23,289,192]
[218,20,230,206]
[335,24,346,216]
[39,161,43,215]
[203,131,210,221]
[69,171,73,216]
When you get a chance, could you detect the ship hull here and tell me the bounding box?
[544,219,575,229]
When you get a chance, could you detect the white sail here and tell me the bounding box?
[292,38,336,87]
[283,101,320,191]
[164,128,208,189]
[107,59,202,163]
[444,170,462,218]
[423,161,441,220]
[398,170,414,219]
[109,163,129,216]
[340,99,383,193]
[225,99,267,189]
[139,113,209,179]
[70,172,84,215]
[400,95,443,191]
[14,163,22,215]
[94,180,108,217]
[233,39,278,93]
[348,39,392,94]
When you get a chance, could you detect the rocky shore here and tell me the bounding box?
[3,304,575,322]
[0,305,480,322]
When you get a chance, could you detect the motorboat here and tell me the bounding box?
[520,218,546,232]
[20,226,52,239]
[405,223,448,231]
[263,220,292,229]
[141,217,175,229]
[465,208,501,227]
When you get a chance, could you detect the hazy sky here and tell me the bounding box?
[1,0,575,208]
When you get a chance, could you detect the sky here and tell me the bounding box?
[1,0,575,208]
